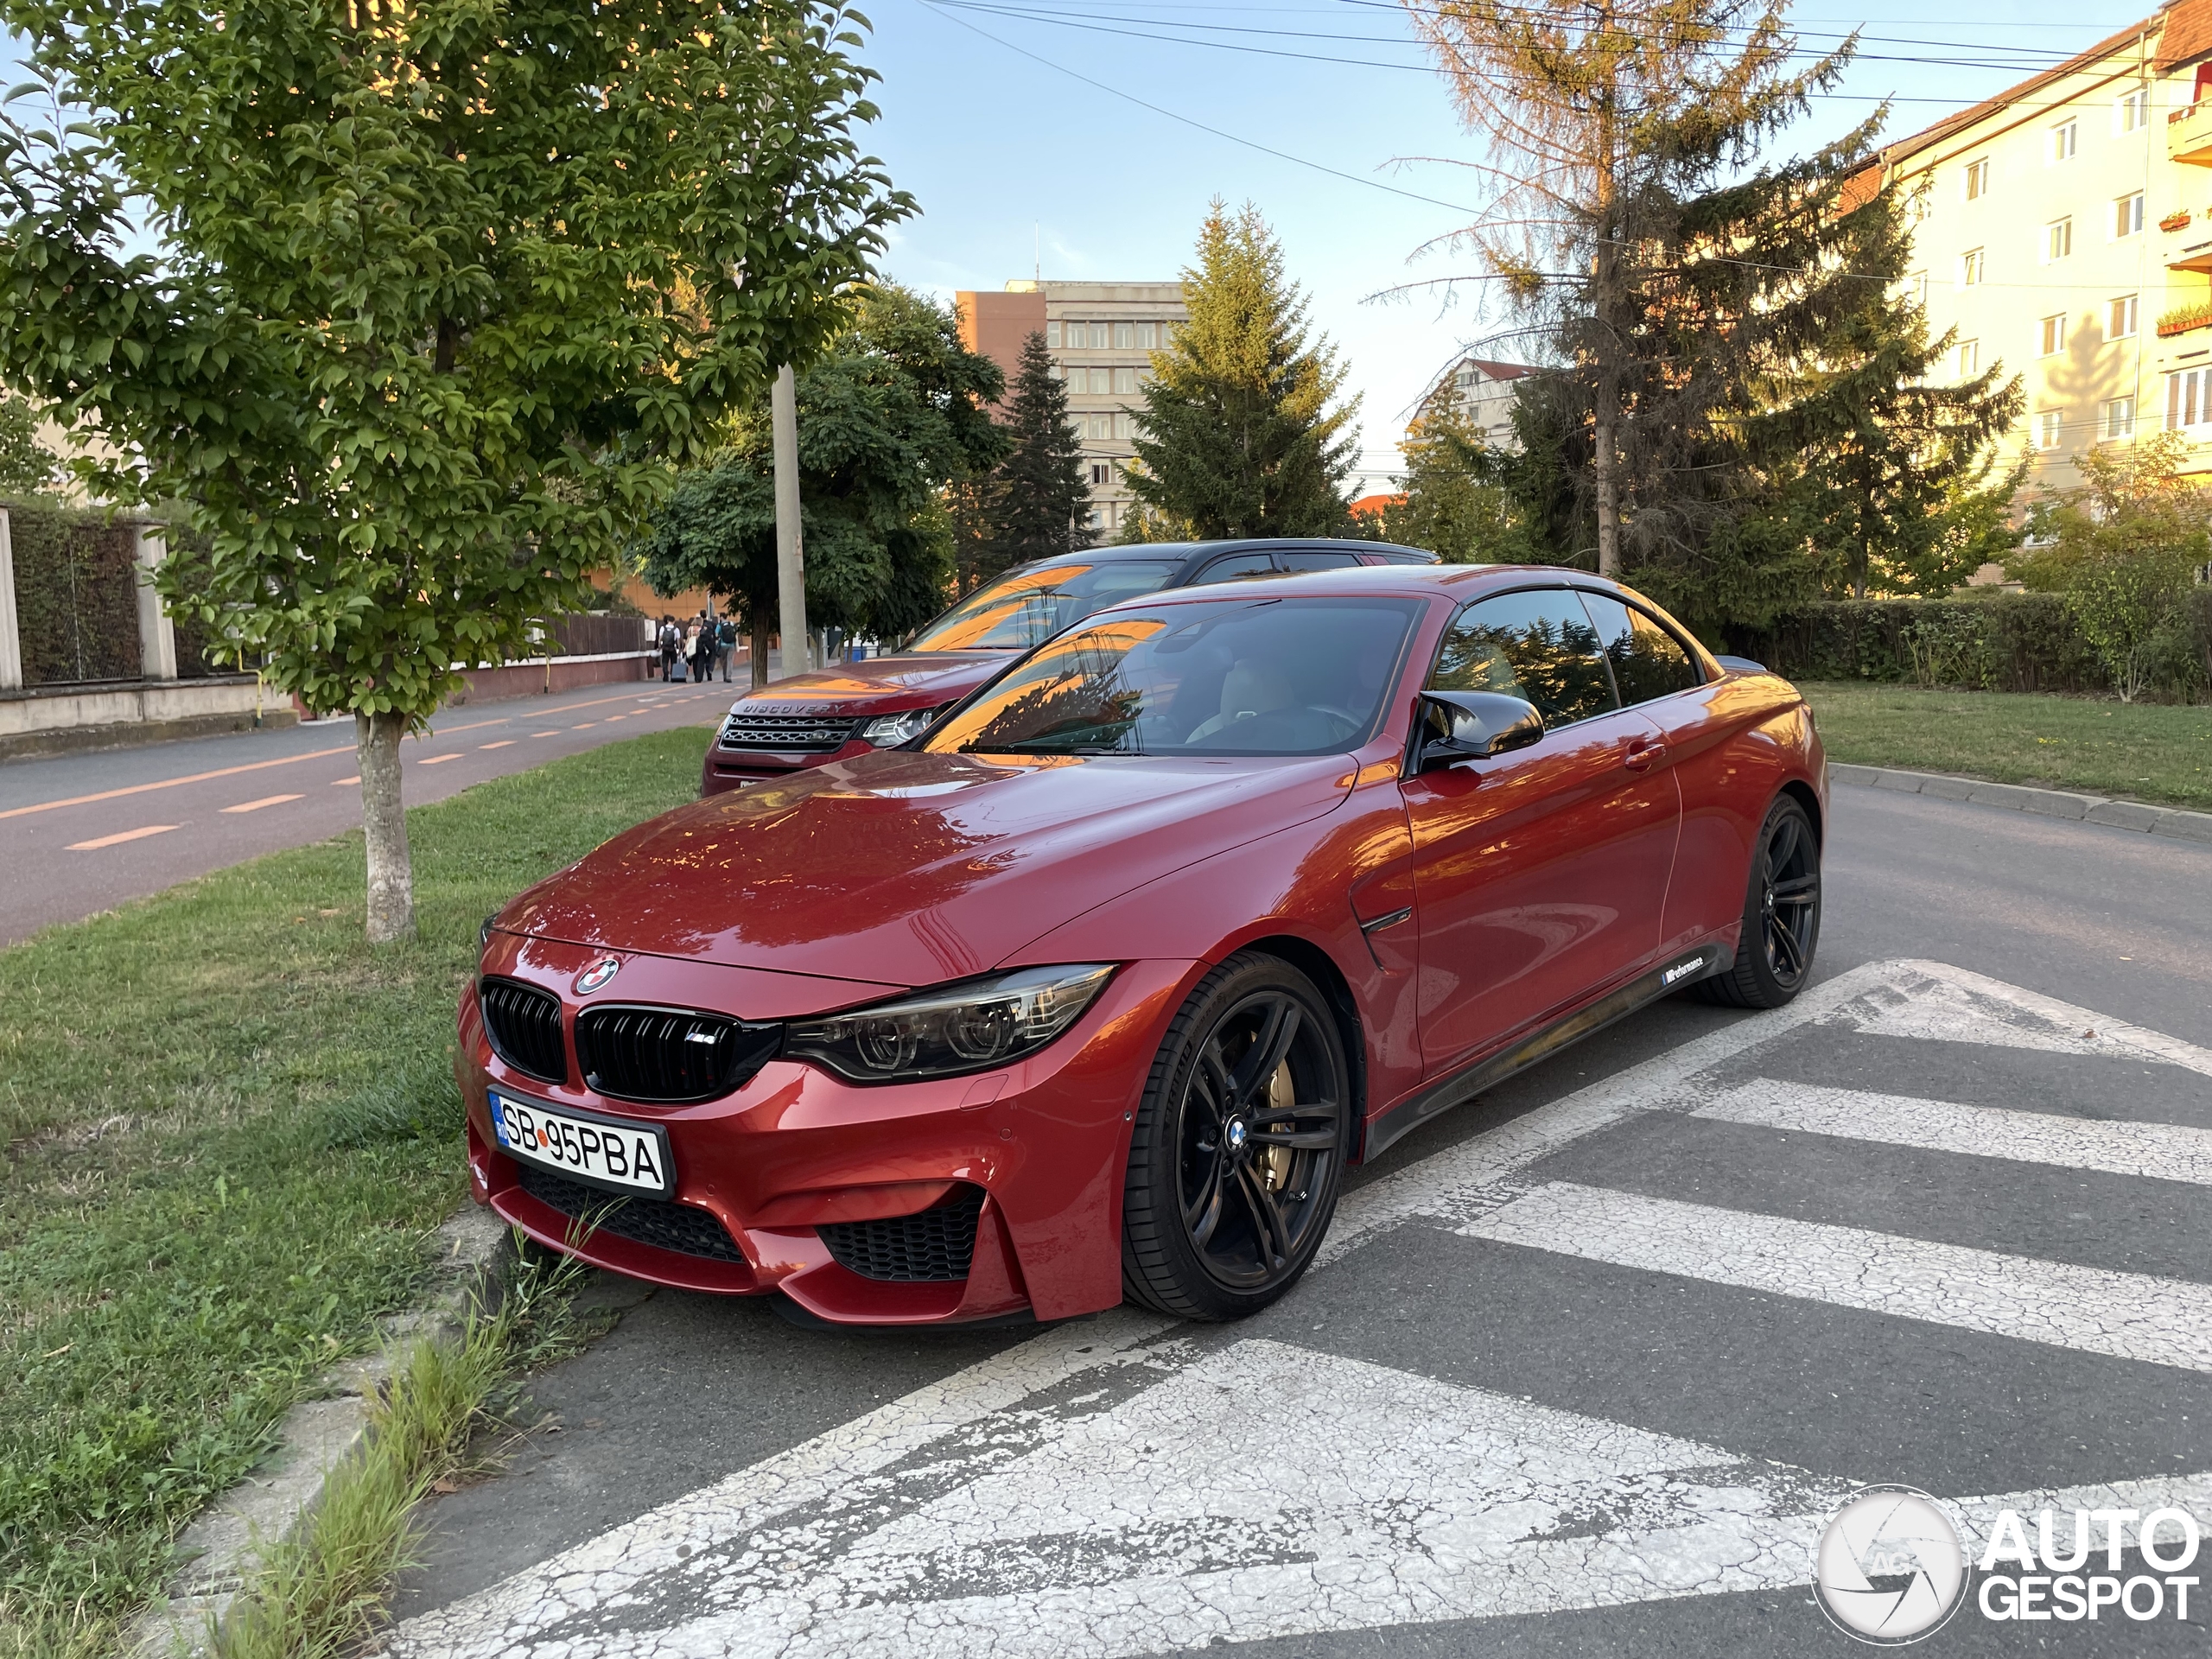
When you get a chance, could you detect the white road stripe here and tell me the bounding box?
[1691,1078,2212,1186]
[1830,959,2212,1078]
[1463,1181,2212,1372]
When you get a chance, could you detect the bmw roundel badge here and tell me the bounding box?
[574,956,621,995]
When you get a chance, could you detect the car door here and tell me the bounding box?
[1576,589,1768,957]
[1400,588,1683,1071]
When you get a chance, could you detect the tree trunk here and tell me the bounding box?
[749,613,770,692]
[1594,382,1621,579]
[357,710,416,944]
[1592,65,1623,580]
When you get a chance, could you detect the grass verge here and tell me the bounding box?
[209,1246,594,1659]
[1798,681,2212,810]
[0,726,705,1658]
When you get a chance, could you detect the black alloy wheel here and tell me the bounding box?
[1122,954,1351,1321]
[1695,793,1822,1009]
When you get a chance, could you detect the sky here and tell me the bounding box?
[0,2,2144,493]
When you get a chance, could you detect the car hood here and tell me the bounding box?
[502,747,1355,988]
[726,652,1009,717]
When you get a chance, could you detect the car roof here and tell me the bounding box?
[1079,561,1649,608]
[1018,537,1440,571]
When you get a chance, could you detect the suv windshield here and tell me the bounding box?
[926,596,1423,758]
[908,560,1182,652]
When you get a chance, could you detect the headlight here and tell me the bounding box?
[861,705,945,747]
[785,964,1116,1083]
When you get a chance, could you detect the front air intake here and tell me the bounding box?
[479,976,567,1084]
[515,1165,747,1264]
[574,1005,781,1103]
[817,1186,985,1281]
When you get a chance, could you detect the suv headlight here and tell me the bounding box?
[861,705,945,747]
[785,964,1116,1083]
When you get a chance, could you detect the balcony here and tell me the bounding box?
[2171,101,2212,165]
[2171,239,2212,274]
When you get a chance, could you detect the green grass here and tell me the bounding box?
[0,728,706,1657]
[1800,682,2212,810]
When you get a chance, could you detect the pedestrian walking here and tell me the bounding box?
[715,616,736,683]
[657,615,680,681]
[689,613,715,686]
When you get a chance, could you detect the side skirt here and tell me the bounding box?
[1362,944,1726,1162]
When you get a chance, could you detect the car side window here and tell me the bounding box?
[1427,590,1618,728]
[1574,591,1704,706]
[1274,550,1363,571]
[1189,552,1279,585]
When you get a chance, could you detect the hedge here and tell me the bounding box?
[4,501,141,686]
[1733,590,2211,700]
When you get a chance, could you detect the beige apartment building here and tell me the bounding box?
[1880,0,2212,489]
[957,280,1187,539]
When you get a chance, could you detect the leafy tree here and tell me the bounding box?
[1126,200,1357,538]
[2012,435,2209,702]
[1357,390,1521,563]
[0,0,909,941]
[0,394,60,499]
[639,285,1007,684]
[980,331,1090,576]
[1406,0,1868,582]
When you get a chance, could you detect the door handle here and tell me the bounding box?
[1624,737,1667,772]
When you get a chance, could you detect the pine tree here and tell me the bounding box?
[1126,201,1357,538]
[1368,390,1521,563]
[982,331,1090,576]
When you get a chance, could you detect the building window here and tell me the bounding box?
[1112,322,1134,349]
[2050,119,2077,162]
[1964,158,1990,200]
[2036,410,2063,449]
[2114,192,2144,238]
[2103,396,2136,439]
[1089,461,1110,486]
[1910,270,1928,308]
[1090,322,1114,348]
[1961,247,1985,286]
[1045,321,1062,348]
[1087,412,1113,439]
[1113,366,1137,394]
[2044,218,2072,262]
[2119,88,2148,132]
[2110,294,2139,339]
[1087,505,1105,531]
[2168,366,2212,429]
[2039,313,2066,356]
[1957,339,1979,376]
[1113,410,1135,438]
[1136,322,1158,349]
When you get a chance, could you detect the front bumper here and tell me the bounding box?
[699,738,872,796]
[458,943,1194,1325]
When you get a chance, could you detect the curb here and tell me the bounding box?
[1830,763,2212,844]
[129,1206,512,1658]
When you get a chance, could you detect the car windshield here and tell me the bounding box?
[926,596,1424,758]
[907,560,1183,652]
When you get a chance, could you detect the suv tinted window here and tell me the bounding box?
[1428,589,1618,728]
[1575,592,1703,704]
[1190,552,1279,584]
[908,559,1181,652]
[1274,550,1363,571]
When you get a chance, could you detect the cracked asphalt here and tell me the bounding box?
[386,781,2212,1657]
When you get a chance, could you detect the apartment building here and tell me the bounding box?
[1438,356,1533,450]
[957,280,1188,539]
[1879,0,2212,488]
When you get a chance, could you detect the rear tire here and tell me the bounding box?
[1122,954,1350,1321]
[1694,793,1821,1009]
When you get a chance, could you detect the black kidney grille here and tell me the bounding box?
[817,1186,985,1282]
[515,1165,747,1264]
[721,711,864,753]
[480,977,567,1084]
[574,1005,780,1103]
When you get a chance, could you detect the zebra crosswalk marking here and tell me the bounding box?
[1463,1180,2212,1372]
[1690,1078,2212,1187]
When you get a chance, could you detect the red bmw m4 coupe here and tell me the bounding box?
[461,563,1826,1327]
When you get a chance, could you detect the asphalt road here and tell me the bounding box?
[0,676,739,945]
[384,781,2212,1658]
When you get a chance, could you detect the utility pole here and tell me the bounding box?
[771,363,808,679]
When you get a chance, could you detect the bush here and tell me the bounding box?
[1736,593,2118,695]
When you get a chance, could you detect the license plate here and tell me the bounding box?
[488,1089,673,1196]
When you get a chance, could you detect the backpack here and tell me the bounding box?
[717,620,736,647]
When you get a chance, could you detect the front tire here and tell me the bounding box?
[1695,793,1821,1009]
[1122,954,1350,1321]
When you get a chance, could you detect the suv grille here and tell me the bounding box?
[515,1165,747,1263]
[480,977,567,1084]
[720,711,864,753]
[574,1005,780,1103]
[817,1186,985,1282]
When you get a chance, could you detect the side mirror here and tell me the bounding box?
[1417,691,1544,771]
